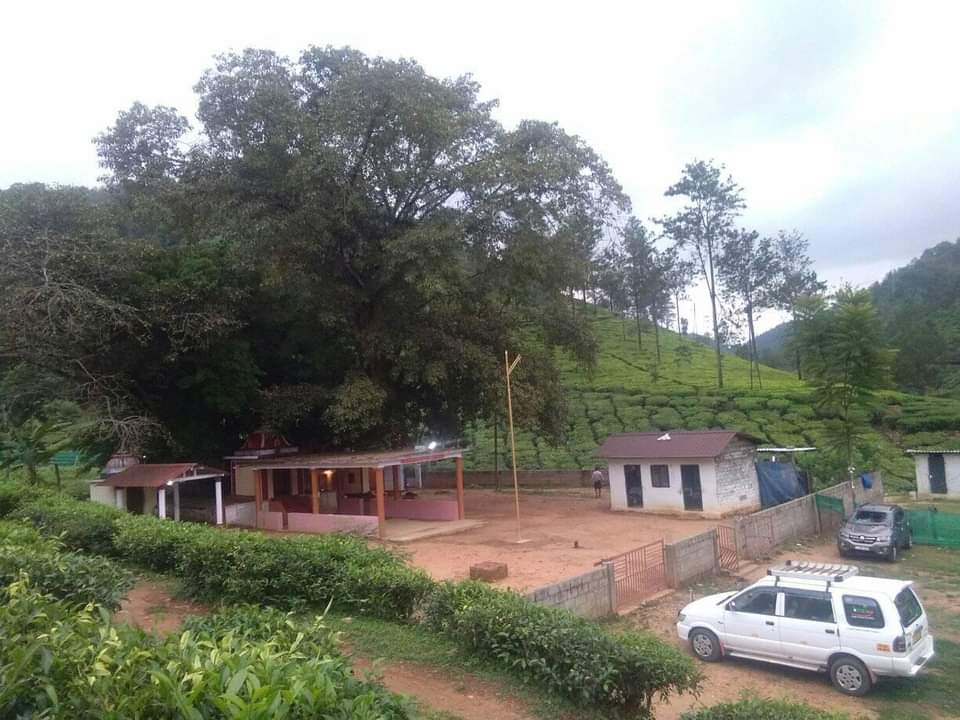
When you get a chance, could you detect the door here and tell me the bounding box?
[929,454,947,494]
[681,464,703,511]
[125,486,145,514]
[722,586,781,658]
[779,588,840,667]
[625,464,643,507]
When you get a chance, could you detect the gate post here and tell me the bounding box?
[603,562,617,614]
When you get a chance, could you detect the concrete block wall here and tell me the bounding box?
[715,439,761,511]
[665,529,719,588]
[526,565,614,619]
[425,470,589,489]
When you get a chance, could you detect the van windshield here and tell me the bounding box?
[853,510,891,524]
[895,587,923,627]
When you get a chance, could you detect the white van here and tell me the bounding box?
[676,561,935,695]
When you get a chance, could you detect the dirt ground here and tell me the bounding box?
[114,580,206,635]
[401,488,719,592]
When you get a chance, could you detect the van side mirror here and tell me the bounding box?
[726,600,737,611]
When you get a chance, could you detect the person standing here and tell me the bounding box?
[592,466,604,498]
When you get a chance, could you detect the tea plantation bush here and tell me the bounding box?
[0,522,133,609]
[680,694,849,719]
[2,488,704,715]
[422,580,700,716]
[12,494,124,556]
[0,579,414,720]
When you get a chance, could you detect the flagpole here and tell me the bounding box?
[504,350,524,543]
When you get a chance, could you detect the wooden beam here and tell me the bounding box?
[455,456,465,520]
[392,465,401,500]
[374,468,386,539]
[311,468,321,514]
[255,469,264,529]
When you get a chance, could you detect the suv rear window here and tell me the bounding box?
[853,510,891,524]
[843,595,884,628]
[895,587,923,627]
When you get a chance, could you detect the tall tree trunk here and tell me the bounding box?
[707,244,724,388]
[634,295,643,351]
[675,292,682,336]
[746,294,762,389]
[653,310,661,363]
[792,308,803,380]
[54,464,62,493]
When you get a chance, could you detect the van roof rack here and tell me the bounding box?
[768,560,859,588]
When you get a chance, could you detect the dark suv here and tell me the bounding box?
[838,504,912,561]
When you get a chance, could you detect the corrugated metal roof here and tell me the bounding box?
[906,449,960,455]
[98,464,225,488]
[238,447,463,470]
[597,430,760,459]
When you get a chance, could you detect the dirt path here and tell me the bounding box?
[351,656,534,720]
[114,579,207,634]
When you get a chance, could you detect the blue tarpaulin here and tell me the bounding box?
[861,472,874,490]
[756,461,806,509]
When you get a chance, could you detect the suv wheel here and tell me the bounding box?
[830,656,872,696]
[689,628,722,662]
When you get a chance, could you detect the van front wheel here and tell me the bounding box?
[689,628,722,662]
[830,656,872,696]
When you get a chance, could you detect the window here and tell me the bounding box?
[784,589,835,623]
[731,588,778,616]
[843,595,885,628]
[895,588,923,627]
[650,464,670,488]
[853,510,892,525]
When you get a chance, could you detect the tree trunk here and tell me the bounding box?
[653,311,661,363]
[54,464,62,493]
[746,295,762,389]
[634,300,643,351]
[707,245,724,388]
[792,308,803,380]
[675,292,682,336]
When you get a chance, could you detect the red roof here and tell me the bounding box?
[597,430,760,460]
[237,447,463,470]
[98,463,225,488]
[239,430,292,451]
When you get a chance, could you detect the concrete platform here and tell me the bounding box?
[383,518,485,542]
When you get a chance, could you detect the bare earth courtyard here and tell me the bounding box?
[397,487,718,592]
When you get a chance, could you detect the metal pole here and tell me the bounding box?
[505,351,523,542]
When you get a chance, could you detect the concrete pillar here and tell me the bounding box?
[157,487,167,519]
[392,465,401,500]
[215,480,224,525]
[267,470,274,499]
[173,483,181,521]
[255,469,264,528]
[415,463,422,489]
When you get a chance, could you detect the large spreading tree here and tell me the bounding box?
[1,47,628,460]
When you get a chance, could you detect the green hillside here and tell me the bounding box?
[463,308,960,492]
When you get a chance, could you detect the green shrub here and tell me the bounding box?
[733,397,765,411]
[651,407,684,430]
[12,495,123,556]
[422,581,700,716]
[680,694,850,719]
[765,398,792,412]
[114,513,212,571]
[646,394,672,406]
[0,580,414,719]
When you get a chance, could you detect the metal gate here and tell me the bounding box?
[742,515,775,559]
[599,540,666,609]
[716,525,739,571]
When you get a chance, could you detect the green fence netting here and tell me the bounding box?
[815,494,845,515]
[908,508,960,548]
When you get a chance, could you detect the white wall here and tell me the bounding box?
[915,454,960,496]
[607,458,718,513]
[715,439,761,513]
[236,466,256,496]
[89,483,115,506]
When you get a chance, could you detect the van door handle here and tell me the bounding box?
[765,621,775,626]
[825,629,836,635]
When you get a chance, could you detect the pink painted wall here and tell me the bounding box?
[259,511,285,531]
[384,497,459,521]
[286,512,378,536]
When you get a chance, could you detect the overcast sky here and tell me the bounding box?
[3,0,959,333]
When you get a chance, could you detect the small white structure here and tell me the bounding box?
[91,463,227,524]
[907,449,960,497]
[599,430,761,517]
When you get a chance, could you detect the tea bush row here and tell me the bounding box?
[423,580,700,716]
[0,485,702,714]
[0,579,413,720]
[0,520,132,608]
[679,694,850,719]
